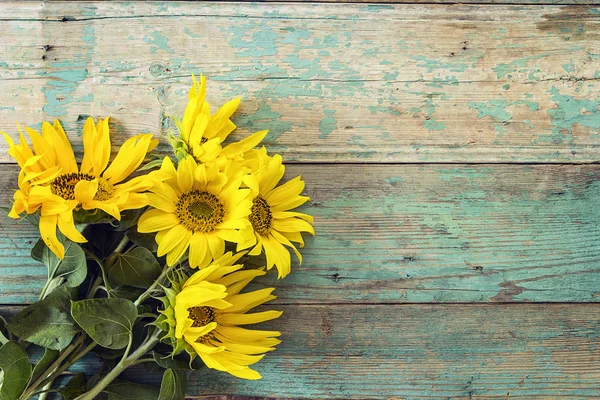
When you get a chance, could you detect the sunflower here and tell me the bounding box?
[157,251,282,380]
[1,117,157,259]
[170,75,267,163]
[138,156,252,268]
[239,147,314,278]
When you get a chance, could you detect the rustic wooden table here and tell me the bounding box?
[1,1,599,398]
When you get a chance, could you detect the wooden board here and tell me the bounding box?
[181,304,600,399]
[2,163,599,304]
[25,304,598,399]
[0,2,599,399]
[234,0,600,3]
[6,303,598,398]
[0,2,599,163]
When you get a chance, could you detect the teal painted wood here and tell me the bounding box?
[2,164,599,304]
[0,2,599,163]
[6,304,599,398]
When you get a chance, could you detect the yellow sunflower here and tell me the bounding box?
[239,147,314,278]
[2,117,157,259]
[157,251,282,380]
[170,75,267,163]
[138,156,252,268]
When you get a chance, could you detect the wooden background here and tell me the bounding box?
[1,1,599,398]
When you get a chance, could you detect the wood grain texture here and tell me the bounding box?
[31,304,600,399]
[2,163,599,304]
[0,2,599,163]
[5,303,598,398]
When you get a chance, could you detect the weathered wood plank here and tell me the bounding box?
[232,0,600,3]
[182,304,600,398]
[0,2,599,163]
[4,303,599,398]
[2,163,599,304]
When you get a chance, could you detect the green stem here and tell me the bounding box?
[36,382,52,400]
[134,264,175,306]
[20,335,85,400]
[38,279,53,300]
[74,330,162,400]
[83,248,112,294]
[0,330,8,345]
[127,357,156,367]
[114,235,130,254]
[86,275,104,299]
[39,341,97,390]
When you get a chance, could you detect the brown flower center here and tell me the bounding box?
[188,306,216,343]
[176,190,225,232]
[249,196,272,236]
[50,173,114,201]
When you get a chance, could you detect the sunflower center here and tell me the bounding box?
[188,306,216,327]
[188,306,217,343]
[50,173,114,201]
[176,190,225,232]
[249,196,272,236]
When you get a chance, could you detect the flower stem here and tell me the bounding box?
[0,330,8,345]
[74,330,162,400]
[19,335,85,400]
[39,341,97,390]
[83,248,112,294]
[134,264,175,306]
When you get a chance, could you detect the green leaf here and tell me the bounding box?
[108,247,162,289]
[57,372,87,400]
[8,287,80,350]
[126,229,158,253]
[103,379,159,400]
[32,237,87,289]
[109,286,145,302]
[136,157,164,172]
[158,369,186,400]
[84,225,125,259]
[71,298,137,349]
[30,348,59,382]
[73,208,114,225]
[152,352,204,371]
[109,209,142,231]
[0,341,32,400]
[93,345,126,360]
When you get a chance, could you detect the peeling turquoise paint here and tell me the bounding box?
[468,100,539,123]
[143,31,174,53]
[422,98,445,131]
[545,86,600,143]
[492,54,549,79]
[283,54,327,80]
[384,177,403,185]
[319,109,337,139]
[228,24,278,57]
[494,124,508,138]
[183,27,202,39]
[233,102,291,141]
[426,76,459,88]
[39,24,95,117]
[368,105,400,116]
[562,58,575,73]
[361,4,394,12]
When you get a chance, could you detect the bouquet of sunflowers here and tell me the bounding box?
[0,76,314,399]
